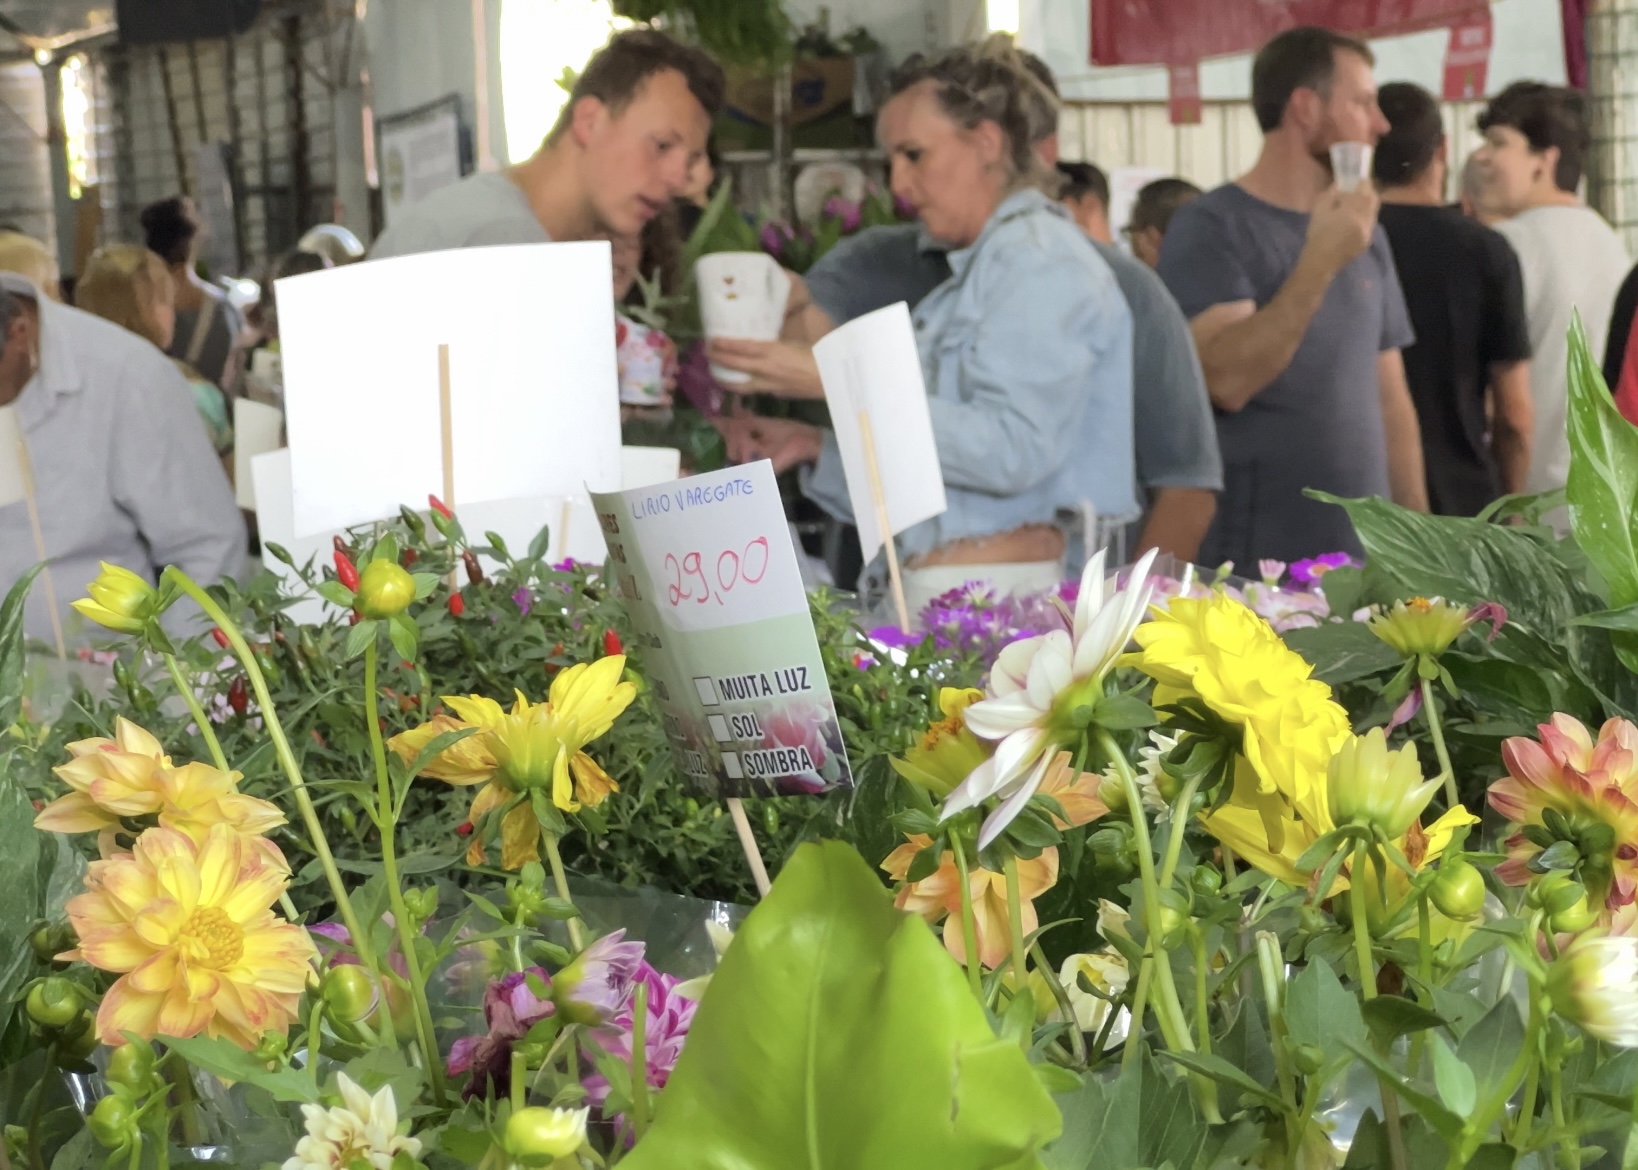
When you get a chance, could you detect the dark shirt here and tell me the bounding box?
[1158,184,1415,568]
[1378,203,1531,517]
[1604,261,1638,392]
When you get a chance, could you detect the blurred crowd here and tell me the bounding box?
[0,24,1628,639]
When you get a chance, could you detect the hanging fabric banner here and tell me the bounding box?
[1442,7,1494,100]
[1168,62,1204,124]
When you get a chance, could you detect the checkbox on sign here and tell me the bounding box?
[708,714,732,743]
[693,676,719,706]
[723,753,743,780]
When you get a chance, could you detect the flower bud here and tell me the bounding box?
[504,1106,589,1165]
[322,965,379,1024]
[104,1041,156,1090]
[1428,859,1486,921]
[70,563,160,635]
[1327,728,1439,840]
[25,978,82,1030]
[356,560,416,620]
[1367,596,1474,661]
[88,1094,137,1149]
[1549,933,1638,1047]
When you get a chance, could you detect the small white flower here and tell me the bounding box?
[1056,951,1131,1038]
[283,1074,421,1170]
[1096,899,1130,942]
[1136,729,1181,823]
[1552,934,1638,1048]
[942,549,1159,849]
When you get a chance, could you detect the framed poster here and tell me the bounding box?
[376,94,471,226]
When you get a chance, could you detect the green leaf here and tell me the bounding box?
[619,841,1061,1170]
[0,563,43,730]
[1457,998,1527,1112]
[1430,1031,1477,1115]
[315,579,355,608]
[1573,603,1638,633]
[158,1034,322,1103]
[1284,958,1367,1053]
[1361,996,1446,1048]
[1340,1037,1467,1144]
[1566,313,1638,609]
[0,773,42,1028]
[1093,693,1158,731]
[388,614,419,663]
[527,524,554,563]
[1043,1064,1138,1169]
[411,572,441,600]
[345,618,378,659]
[1160,1051,1284,1109]
[1284,620,1404,686]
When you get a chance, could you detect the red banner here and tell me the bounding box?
[1441,7,1492,100]
[1090,0,1493,66]
[1168,62,1204,124]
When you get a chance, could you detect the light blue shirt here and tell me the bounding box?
[804,189,1138,561]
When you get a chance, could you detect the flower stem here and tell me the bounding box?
[1002,853,1030,1002]
[948,834,984,1001]
[1122,957,1153,1070]
[1158,772,1205,890]
[511,1047,526,1112]
[1350,842,1377,1001]
[630,980,652,1140]
[1190,927,1212,1055]
[1031,940,1087,1068]
[161,652,228,771]
[1420,677,1458,808]
[1098,731,1217,1120]
[542,830,586,952]
[162,571,373,971]
[362,649,448,1104]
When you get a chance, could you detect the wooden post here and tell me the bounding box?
[726,797,772,898]
[439,344,457,590]
[857,409,910,632]
[17,437,65,658]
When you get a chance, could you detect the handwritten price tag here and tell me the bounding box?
[589,461,853,799]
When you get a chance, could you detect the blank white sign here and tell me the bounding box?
[278,241,622,537]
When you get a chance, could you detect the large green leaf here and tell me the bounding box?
[1566,314,1638,609]
[622,841,1061,1170]
[1042,1056,1258,1170]
[0,768,43,1021]
[1284,958,1367,1053]
[0,563,44,730]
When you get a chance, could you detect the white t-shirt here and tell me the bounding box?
[367,171,550,261]
[1494,205,1630,494]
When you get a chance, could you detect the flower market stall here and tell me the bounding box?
[6,324,1638,1169]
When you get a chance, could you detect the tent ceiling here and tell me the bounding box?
[0,1,116,57]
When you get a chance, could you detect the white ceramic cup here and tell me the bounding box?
[1329,141,1374,194]
[695,251,792,385]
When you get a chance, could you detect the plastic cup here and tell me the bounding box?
[1330,141,1374,193]
[695,252,792,385]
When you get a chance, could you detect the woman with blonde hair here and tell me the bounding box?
[0,231,60,299]
[721,36,1137,610]
[77,244,233,456]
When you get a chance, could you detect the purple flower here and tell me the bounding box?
[1387,687,1424,734]
[1258,559,1287,586]
[675,343,724,417]
[448,966,556,1099]
[821,196,862,233]
[512,586,533,616]
[1288,552,1356,586]
[554,929,646,1026]
[583,964,698,1118]
[759,220,795,257]
[1468,601,1508,641]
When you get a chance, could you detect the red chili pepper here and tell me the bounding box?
[429,495,454,519]
[447,593,465,617]
[227,676,249,714]
[333,550,360,591]
[401,548,418,566]
[333,535,349,552]
[348,611,361,626]
[210,627,230,649]
[455,821,474,838]
[462,549,484,586]
[603,629,623,656]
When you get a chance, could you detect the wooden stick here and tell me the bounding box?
[438,344,457,590]
[856,409,911,632]
[558,496,573,564]
[17,437,65,658]
[726,797,771,898]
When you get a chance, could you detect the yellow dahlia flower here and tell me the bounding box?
[388,656,636,869]
[65,824,314,1049]
[881,834,1059,969]
[71,562,160,634]
[889,687,992,799]
[34,719,284,854]
[1128,593,1351,847]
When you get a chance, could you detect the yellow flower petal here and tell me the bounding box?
[499,802,542,870]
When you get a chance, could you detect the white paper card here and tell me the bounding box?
[457,494,607,571]
[620,445,682,490]
[0,405,25,510]
[591,461,852,798]
[277,242,622,536]
[811,302,946,563]
[233,399,285,510]
[250,449,339,626]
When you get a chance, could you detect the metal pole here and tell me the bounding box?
[40,59,75,279]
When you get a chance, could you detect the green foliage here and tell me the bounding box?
[622,840,1061,1170]
[1044,1056,1260,1170]
[612,0,790,64]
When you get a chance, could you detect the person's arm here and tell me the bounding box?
[1186,188,1381,413]
[1379,349,1428,511]
[705,338,824,398]
[1135,488,1217,561]
[779,271,836,344]
[1487,360,1532,496]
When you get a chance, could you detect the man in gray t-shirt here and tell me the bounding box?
[1158,27,1426,570]
[799,223,1223,561]
[370,31,721,260]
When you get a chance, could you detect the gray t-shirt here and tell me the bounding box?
[805,223,1222,498]
[1158,184,1414,569]
[368,171,550,260]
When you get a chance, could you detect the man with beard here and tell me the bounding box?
[1158,27,1426,569]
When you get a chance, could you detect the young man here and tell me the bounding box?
[1475,81,1630,496]
[1158,26,1425,569]
[370,30,722,259]
[0,272,245,643]
[1057,161,1113,244]
[1373,81,1533,517]
[1126,178,1201,269]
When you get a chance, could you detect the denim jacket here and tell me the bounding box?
[804,188,1137,564]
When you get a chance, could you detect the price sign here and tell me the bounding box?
[591,461,852,799]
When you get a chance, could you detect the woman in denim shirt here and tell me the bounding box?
[727,40,1136,605]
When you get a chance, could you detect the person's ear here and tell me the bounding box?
[975,119,1007,171]
[1541,144,1562,189]
[571,95,606,148]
